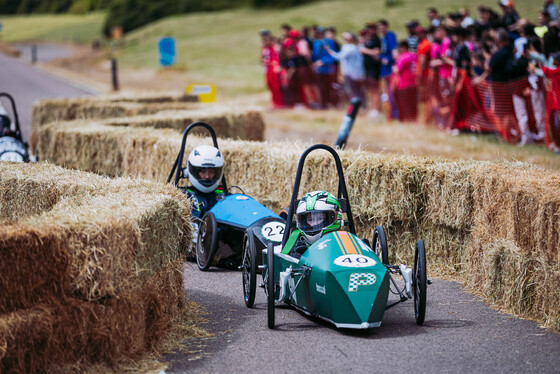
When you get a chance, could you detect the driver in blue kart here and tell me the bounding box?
[283,190,342,259]
[184,144,236,266]
[184,144,225,218]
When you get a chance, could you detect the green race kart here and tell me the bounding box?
[242,144,428,329]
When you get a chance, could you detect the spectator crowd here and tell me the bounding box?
[259,0,560,151]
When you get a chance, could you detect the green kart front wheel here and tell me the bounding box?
[267,242,275,329]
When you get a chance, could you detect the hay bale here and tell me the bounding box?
[466,237,560,332]
[100,91,199,103]
[31,94,200,135]
[471,165,560,262]
[31,92,201,125]
[0,262,185,373]
[105,107,264,141]
[31,101,264,150]
[0,42,21,58]
[0,162,194,371]
[0,162,192,310]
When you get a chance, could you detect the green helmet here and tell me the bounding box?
[296,191,341,244]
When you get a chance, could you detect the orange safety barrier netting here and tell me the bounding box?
[395,85,418,122]
[422,68,560,151]
[544,69,560,151]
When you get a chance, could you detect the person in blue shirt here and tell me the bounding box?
[312,26,339,108]
[377,19,399,119]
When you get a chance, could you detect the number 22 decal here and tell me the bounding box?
[261,222,285,242]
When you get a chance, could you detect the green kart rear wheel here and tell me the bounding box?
[267,242,275,329]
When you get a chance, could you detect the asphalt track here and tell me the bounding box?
[0,48,94,141]
[2,50,559,374]
[165,265,560,374]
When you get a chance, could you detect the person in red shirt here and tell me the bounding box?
[260,30,285,109]
[394,40,419,122]
[416,27,431,102]
[542,52,560,150]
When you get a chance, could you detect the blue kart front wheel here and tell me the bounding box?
[242,230,257,308]
[196,212,218,271]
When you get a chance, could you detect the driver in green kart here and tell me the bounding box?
[283,190,342,259]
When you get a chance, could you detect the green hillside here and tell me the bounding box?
[0,13,105,44]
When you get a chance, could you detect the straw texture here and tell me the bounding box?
[0,162,194,372]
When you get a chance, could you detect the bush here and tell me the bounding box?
[102,0,243,37]
[250,0,315,8]
[0,0,110,14]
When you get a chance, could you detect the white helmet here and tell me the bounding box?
[296,190,341,244]
[186,145,224,193]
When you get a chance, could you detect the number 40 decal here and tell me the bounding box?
[334,254,376,268]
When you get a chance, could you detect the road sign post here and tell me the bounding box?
[111,58,119,91]
[31,44,37,64]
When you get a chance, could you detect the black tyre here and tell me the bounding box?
[196,212,218,271]
[372,226,389,265]
[242,230,257,308]
[413,239,427,325]
[266,242,275,329]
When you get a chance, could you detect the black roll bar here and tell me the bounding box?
[280,144,356,248]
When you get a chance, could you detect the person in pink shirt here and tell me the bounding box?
[542,52,560,151]
[394,40,418,121]
[430,26,453,81]
[429,25,454,128]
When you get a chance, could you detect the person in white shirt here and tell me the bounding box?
[325,32,367,107]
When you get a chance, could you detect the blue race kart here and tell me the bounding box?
[168,122,286,271]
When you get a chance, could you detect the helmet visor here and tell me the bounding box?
[297,210,337,234]
[188,164,223,188]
